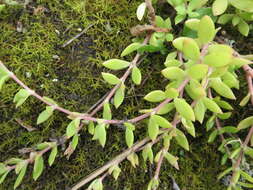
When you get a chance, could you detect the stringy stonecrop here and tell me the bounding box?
[1,0,253,189]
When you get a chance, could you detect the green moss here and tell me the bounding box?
[0,0,249,189]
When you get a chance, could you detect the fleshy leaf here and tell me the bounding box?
[102,72,121,85]
[37,106,54,125]
[174,98,195,121]
[33,155,44,181]
[131,66,142,85]
[144,90,166,102]
[121,43,142,57]
[103,59,130,70]
[237,116,253,130]
[136,2,146,21]
[114,84,125,108]
[198,16,215,44]
[212,0,228,16]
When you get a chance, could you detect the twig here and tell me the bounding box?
[229,126,253,187]
[145,0,156,25]
[15,118,37,132]
[61,24,94,48]
[89,34,151,117]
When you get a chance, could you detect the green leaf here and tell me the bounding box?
[71,134,79,150]
[93,124,107,147]
[13,89,31,108]
[172,37,188,51]
[238,182,253,188]
[131,66,142,85]
[88,121,95,135]
[15,160,27,174]
[238,19,249,36]
[217,14,233,24]
[147,178,159,190]
[127,153,139,168]
[136,2,146,21]
[198,15,215,44]
[186,79,206,100]
[230,148,241,159]
[237,116,253,130]
[142,144,154,163]
[108,165,121,180]
[202,97,222,113]
[217,112,232,120]
[174,98,195,121]
[208,44,234,55]
[228,0,253,12]
[165,88,179,98]
[102,59,130,70]
[102,72,121,85]
[218,167,232,180]
[208,129,218,143]
[175,14,186,24]
[175,129,189,151]
[194,100,206,123]
[36,142,50,150]
[188,0,208,11]
[185,19,200,31]
[144,90,166,102]
[164,152,179,170]
[231,57,252,68]
[213,98,233,110]
[156,103,175,115]
[187,64,208,80]
[212,0,228,16]
[222,72,239,89]
[124,122,135,131]
[114,84,125,108]
[232,16,240,26]
[203,52,231,67]
[165,51,177,62]
[162,67,185,80]
[182,118,195,137]
[148,116,159,141]
[152,115,173,128]
[218,126,239,134]
[240,170,253,183]
[0,171,9,184]
[240,93,251,107]
[103,102,112,120]
[0,65,9,77]
[14,164,27,189]
[66,118,81,138]
[33,154,44,181]
[125,128,134,148]
[37,106,54,125]
[0,164,7,175]
[0,75,9,91]
[245,147,253,159]
[48,146,58,166]
[210,78,236,99]
[155,16,166,28]
[182,38,200,61]
[206,115,215,131]
[121,43,142,57]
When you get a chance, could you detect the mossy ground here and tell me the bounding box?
[0,0,252,189]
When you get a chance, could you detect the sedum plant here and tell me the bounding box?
[1,0,253,190]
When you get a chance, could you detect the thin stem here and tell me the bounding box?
[89,34,151,116]
[230,126,253,187]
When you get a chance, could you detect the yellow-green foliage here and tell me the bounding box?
[0,0,243,189]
